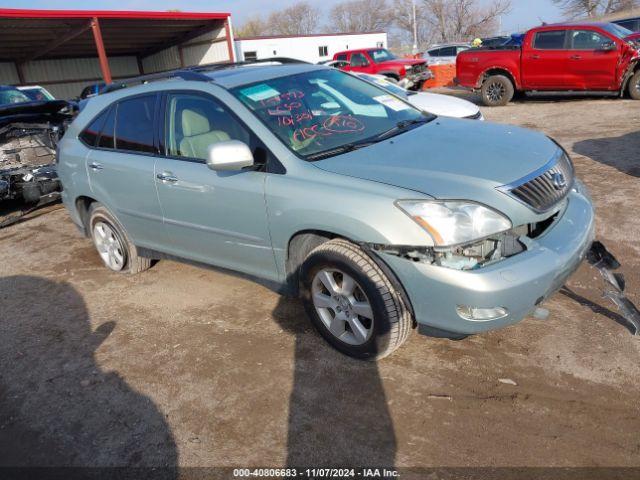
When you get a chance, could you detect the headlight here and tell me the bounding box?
[396,200,512,247]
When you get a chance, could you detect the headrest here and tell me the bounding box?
[182,109,210,137]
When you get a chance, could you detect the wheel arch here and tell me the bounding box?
[75,195,98,237]
[285,229,416,325]
[620,59,640,96]
[479,67,519,90]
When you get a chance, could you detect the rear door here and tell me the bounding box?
[85,94,169,251]
[522,29,570,89]
[566,29,619,90]
[154,91,278,280]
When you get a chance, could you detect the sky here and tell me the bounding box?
[0,0,563,33]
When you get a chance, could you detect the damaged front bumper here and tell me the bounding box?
[376,190,595,335]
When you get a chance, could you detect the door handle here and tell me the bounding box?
[530,54,540,60]
[156,172,178,183]
[570,54,581,60]
[89,162,103,171]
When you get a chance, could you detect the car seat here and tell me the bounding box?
[179,109,230,159]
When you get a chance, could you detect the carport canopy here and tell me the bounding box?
[0,9,232,84]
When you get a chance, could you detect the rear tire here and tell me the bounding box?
[481,74,514,106]
[300,239,412,360]
[628,70,640,100]
[88,203,151,274]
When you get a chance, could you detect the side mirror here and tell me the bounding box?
[206,140,254,171]
[599,41,616,51]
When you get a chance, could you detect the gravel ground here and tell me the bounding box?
[1,93,639,475]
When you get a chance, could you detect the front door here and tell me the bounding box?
[154,91,277,280]
[566,29,620,90]
[522,29,570,89]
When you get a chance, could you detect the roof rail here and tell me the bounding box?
[100,57,309,95]
[187,57,310,73]
[101,69,211,94]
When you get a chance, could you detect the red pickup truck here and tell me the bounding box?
[333,48,431,90]
[456,22,640,106]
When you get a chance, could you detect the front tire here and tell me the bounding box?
[88,203,151,274]
[481,74,514,106]
[628,70,640,100]
[300,239,412,360]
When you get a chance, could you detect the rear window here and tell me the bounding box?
[114,95,156,154]
[534,30,567,49]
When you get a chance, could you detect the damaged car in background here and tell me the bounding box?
[0,85,74,226]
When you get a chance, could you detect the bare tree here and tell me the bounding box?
[235,15,269,37]
[552,0,638,18]
[423,0,512,43]
[266,2,321,35]
[391,0,435,47]
[328,0,392,33]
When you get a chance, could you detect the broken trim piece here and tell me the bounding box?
[586,241,640,335]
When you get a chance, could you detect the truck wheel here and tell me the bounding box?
[481,75,514,106]
[300,239,412,360]
[88,203,151,274]
[628,70,640,100]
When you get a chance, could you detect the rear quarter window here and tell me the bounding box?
[79,109,109,147]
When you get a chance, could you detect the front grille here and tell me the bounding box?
[498,150,574,212]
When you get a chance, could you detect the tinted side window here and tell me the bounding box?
[440,46,457,56]
[534,30,567,49]
[350,53,369,67]
[336,54,347,61]
[80,109,108,146]
[98,106,116,149]
[114,95,157,154]
[570,30,610,49]
[428,48,441,57]
[165,93,251,161]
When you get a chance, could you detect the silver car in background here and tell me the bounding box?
[57,62,594,360]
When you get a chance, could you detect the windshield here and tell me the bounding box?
[232,69,430,159]
[20,87,54,101]
[368,49,397,63]
[602,23,633,39]
[0,87,30,106]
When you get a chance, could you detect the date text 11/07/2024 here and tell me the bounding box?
[233,467,400,478]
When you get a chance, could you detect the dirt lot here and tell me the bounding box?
[1,94,639,474]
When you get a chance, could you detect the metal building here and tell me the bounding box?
[234,32,388,64]
[0,9,235,99]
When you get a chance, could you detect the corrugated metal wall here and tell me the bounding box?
[20,56,139,99]
[0,62,19,84]
[143,24,230,74]
[5,19,232,100]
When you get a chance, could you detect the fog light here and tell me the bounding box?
[456,305,509,321]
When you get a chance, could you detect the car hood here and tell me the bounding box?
[407,92,480,118]
[313,117,560,220]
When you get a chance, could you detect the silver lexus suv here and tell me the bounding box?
[57,61,595,360]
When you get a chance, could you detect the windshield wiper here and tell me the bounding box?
[306,140,375,161]
[375,116,433,141]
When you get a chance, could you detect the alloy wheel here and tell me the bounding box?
[311,268,374,346]
[486,81,506,103]
[93,221,126,271]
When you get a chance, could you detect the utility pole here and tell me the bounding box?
[412,0,418,54]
